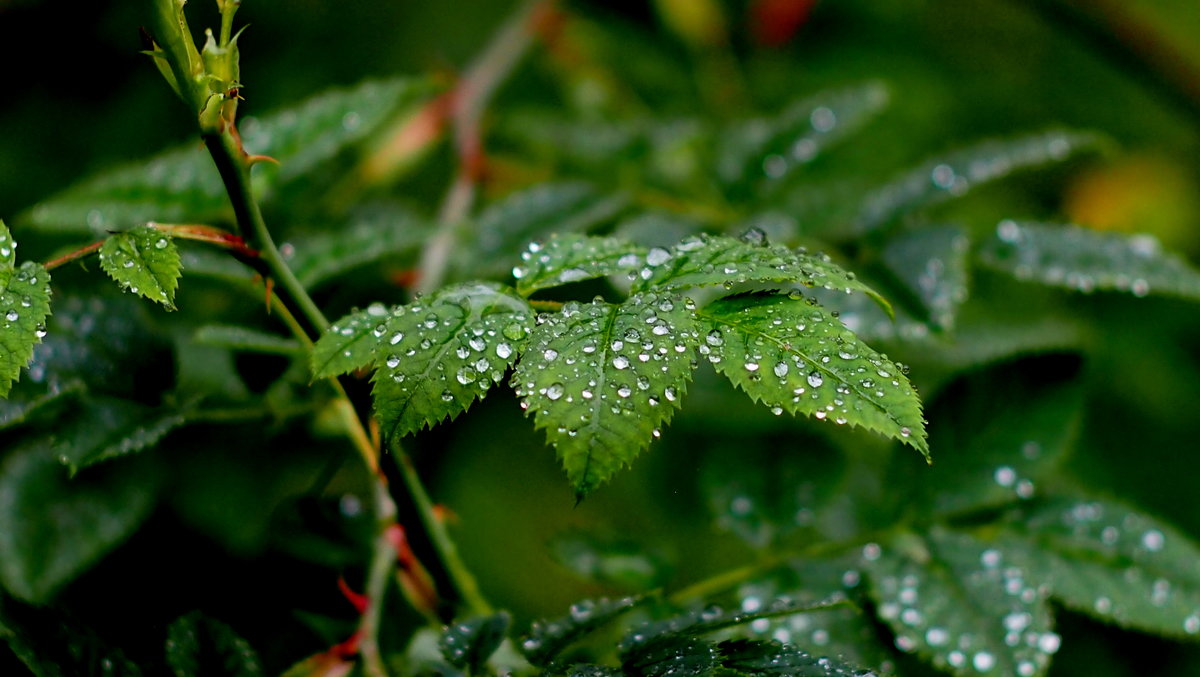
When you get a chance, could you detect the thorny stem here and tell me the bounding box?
[416,0,550,295]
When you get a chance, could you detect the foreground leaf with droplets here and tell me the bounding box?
[373,283,534,440]
[311,303,393,379]
[0,221,52,398]
[715,638,877,676]
[697,293,927,457]
[440,613,510,674]
[978,221,1200,300]
[861,528,1058,677]
[99,225,182,309]
[513,292,698,496]
[634,233,891,315]
[522,597,646,668]
[998,497,1200,639]
[513,234,646,296]
[853,130,1100,235]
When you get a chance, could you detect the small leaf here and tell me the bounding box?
[1000,497,1200,639]
[373,283,534,440]
[717,81,890,188]
[880,226,971,330]
[697,293,928,457]
[0,222,53,398]
[513,234,647,296]
[513,292,698,496]
[290,205,432,288]
[854,130,1100,234]
[51,396,192,474]
[311,303,394,380]
[166,611,263,677]
[99,225,182,309]
[634,234,890,315]
[440,613,511,674]
[468,183,628,277]
[978,221,1200,300]
[521,597,646,668]
[861,527,1057,677]
[0,442,160,603]
[716,638,874,676]
[194,324,303,356]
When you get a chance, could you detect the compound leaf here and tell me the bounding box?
[373,283,534,440]
[513,292,698,497]
[311,303,394,379]
[0,222,52,398]
[99,225,182,309]
[165,611,262,677]
[999,497,1200,639]
[697,293,927,457]
[978,221,1200,300]
[634,234,890,315]
[861,528,1058,677]
[854,130,1100,235]
[513,234,647,296]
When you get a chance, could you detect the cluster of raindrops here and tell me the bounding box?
[511,234,644,294]
[981,221,1200,299]
[855,130,1093,233]
[0,229,52,390]
[861,533,1059,676]
[520,597,643,666]
[701,292,924,447]
[97,228,177,307]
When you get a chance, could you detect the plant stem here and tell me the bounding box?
[358,478,399,677]
[43,241,103,271]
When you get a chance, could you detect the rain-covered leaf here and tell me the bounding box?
[861,527,1058,677]
[513,292,698,496]
[620,635,717,677]
[51,395,192,474]
[717,81,890,189]
[373,283,534,440]
[521,597,646,668]
[21,78,425,236]
[999,497,1200,639]
[311,303,393,380]
[440,613,511,673]
[853,130,1100,235]
[634,234,890,315]
[619,597,851,654]
[0,222,52,398]
[899,359,1083,517]
[716,638,875,676]
[550,532,671,590]
[977,221,1200,300]
[194,324,303,355]
[165,611,263,677]
[290,204,431,288]
[99,225,182,309]
[513,234,646,296]
[881,226,970,330]
[0,442,160,603]
[469,183,628,277]
[696,293,928,457]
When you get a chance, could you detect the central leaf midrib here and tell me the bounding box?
[576,302,623,489]
[382,308,469,440]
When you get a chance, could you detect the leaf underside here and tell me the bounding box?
[698,293,928,457]
[99,226,182,309]
[0,222,53,398]
[513,292,699,497]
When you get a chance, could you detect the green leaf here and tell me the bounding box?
[521,597,647,668]
[977,221,1200,300]
[0,442,160,603]
[880,226,970,330]
[51,396,192,474]
[550,532,671,590]
[634,234,890,315]
[0,378,83,433]
[373,283,534,440]
[716,638,873,676]
[513,234,647,296]
[468,183,628,278]
[440,613,511,674]
[861,527,1058,677]
[621,635,718,677]
[853,130,1100,235]
[99,225,182,309]
[290,204,432,288]
[999,497,1200,639]
[513,292,698,496]
[165,611,263,677]
[697,293,928,457]
[0,603,143,677]
[716,81,890,188]
[194,324,303,356]
[311,302,393,380]
[21,78,425,236]
[0,222,53,398]
[898,360,1083,517]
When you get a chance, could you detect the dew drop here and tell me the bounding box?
[546,383,565,400]
[806,371,824,388]
[612,355,630,370]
